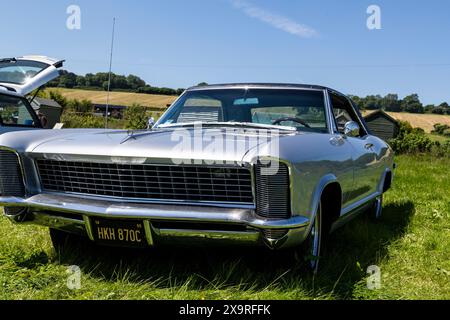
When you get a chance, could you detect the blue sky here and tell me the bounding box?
[2,0,450,104]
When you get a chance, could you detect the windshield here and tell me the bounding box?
[0,60,49,85]
[0,94,40,127]
[156,88,328,133]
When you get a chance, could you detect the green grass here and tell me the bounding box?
[1,155,449,300]
[427,133,450,144]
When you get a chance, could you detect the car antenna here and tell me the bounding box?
[105,17,116,129]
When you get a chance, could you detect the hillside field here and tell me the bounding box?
[46,88,178,108]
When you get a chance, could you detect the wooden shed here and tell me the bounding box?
[364,110,400,141]
[31,97,63,129]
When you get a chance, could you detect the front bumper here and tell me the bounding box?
[0,194,310,249]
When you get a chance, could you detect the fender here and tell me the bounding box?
[307,173,339,234]
[377,168,393,194]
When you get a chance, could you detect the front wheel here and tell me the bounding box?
[299,201,323,274]
[368,195,383,220]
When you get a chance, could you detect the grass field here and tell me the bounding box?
[46,88,178,108]
[0,155,449,300]
[428,133,450,144]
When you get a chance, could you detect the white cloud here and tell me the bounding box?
[231,0,318,38]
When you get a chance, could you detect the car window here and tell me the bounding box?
[330,92,367,137]
[0,60,49,85]
[158,89,328,133]
[175,97,223,123]
[0,94,38,127]
[251,106,327,131]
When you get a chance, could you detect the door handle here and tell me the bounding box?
[365,143,374,149]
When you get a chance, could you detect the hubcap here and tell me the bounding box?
[309,202,322,272]
[375,195,383,219]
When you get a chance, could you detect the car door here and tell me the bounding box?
[329,91,378,204]
[0,56,64,96]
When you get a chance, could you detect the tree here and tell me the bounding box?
[348,95,364,109]
[364,95,382,110]
[126,75,146,90]
[67,98,93,114]
[432,106,445,115]
[76,75,86,87]
[382,94,401,112]
[124,104,148,130]
[47,90,68,111]
[438,102,450,115]
[58,72,77,88]
[401,94,423,113]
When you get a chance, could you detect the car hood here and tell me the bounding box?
[29,127,296,164]
[0,127,40,135]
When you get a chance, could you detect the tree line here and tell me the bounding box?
[349,93,450,115]
[48,70,450,114]
[47,70,185,96]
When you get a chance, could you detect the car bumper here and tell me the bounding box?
[0,194,310,249]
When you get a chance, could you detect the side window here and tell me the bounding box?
[330,93,367,137]
[0,95,37,127]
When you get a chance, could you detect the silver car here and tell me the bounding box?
[0,56,64,135]
[0,84,394,272]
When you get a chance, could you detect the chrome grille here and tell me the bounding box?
[262,229,289,240]
[255,163,291,219]
[36,159,254,204]
[0,150,25,197]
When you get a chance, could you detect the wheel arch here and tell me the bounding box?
[378,168,393,194]
[308,174,342,234]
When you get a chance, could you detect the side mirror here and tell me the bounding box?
[147,117,155,130]
[344,121,360,137]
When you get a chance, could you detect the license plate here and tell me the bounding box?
[92,218,148,248]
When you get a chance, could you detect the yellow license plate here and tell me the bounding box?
[92,218,147,248]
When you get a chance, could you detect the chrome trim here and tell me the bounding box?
[253,156,294,218]
[323,89,336,135]
[186,85,326,92]
[340,191,381,217]
[156,228,260,243]
[3,211,87,236]
[83,215,95,241]
[143,220,154,246]
[34,158,255,208]
[38,191,256,210]
[0,146,28,196]
[0,194,310,230]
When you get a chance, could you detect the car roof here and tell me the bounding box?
[187,83,335,92]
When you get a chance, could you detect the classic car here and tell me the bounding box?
[0,56,64,134]
[0,83,395,272]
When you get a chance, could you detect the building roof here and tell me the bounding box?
[31,97,62,109]
[364,109,399,124]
